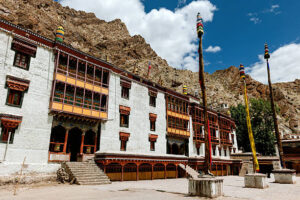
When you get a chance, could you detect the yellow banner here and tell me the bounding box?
[243,82,259,172]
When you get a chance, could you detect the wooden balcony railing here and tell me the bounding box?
[56,67,109,95]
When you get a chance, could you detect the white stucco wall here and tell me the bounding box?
[0,32,55,168]
[99,73,167,155]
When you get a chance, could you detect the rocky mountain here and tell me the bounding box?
[0,0,298,135]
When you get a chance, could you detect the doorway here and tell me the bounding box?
[67,127,82,161]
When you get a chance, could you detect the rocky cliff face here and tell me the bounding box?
[0,0,298,135]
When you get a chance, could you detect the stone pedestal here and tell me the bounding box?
[272,169,296,184]
[244,173,268,189]
[188,176,223,198]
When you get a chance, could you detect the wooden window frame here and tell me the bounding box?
[150,141,155,151]
[6,89,24,108]
[119,132,130,151]
[149,134,158,151]
[149,95,156,107]
[121,86,130,99]
[120,114,129,128]
[150,120,156,131]
[13,51,31,70]
[120,140,127,151]
[0,126,15,144]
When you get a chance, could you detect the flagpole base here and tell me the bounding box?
[188,177,223,198]
[244,173,269,189]
[272,169,296,184]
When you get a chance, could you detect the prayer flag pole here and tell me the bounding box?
[264,43,286,169]
[197,13,211,175]
[239,64,259,173]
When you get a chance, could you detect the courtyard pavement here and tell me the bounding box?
[0,176,299,200]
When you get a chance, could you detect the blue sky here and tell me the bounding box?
[60,0,300,83]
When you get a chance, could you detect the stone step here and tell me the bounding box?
[71,171,105,174]
[78,178,110,183]
[69,170,101,172]
[79,181,111,185]
[178,163,199,179]
[74,175,108,179]
[64,161,111,185]
[77,179,110,183]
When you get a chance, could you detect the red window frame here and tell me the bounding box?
[13,51,30,70]
[121,86,129,99]
[150,120,156,131]
[120,140,127,151]
[150,141,155,151]
[7,89,23,106]
[0,127,15,143]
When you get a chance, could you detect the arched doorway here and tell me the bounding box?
[67,127,82,161]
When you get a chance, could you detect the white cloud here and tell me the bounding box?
[250,17,261,24]
[247,43,300,83]
[60,0,217,71]
[264,4,280,14]
[205,45,221,53]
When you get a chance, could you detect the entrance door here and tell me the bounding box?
[67,128,82,162]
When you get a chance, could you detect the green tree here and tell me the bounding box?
[230,98,277,156]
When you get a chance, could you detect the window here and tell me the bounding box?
[120,78,131,99]
[149,134,158,151]
[120,106,130,128]
[121,86,129,99]
[212,146,216,156]
[150,121,156,131]
[0,127,15,143]
[150,95,156,107]
[150,141,155,151]
[120,114,129,128]
[219,148,222,156]
[196,147,200,155]
[14,52,30,70]
[5,76,30,107]
[148,88,157,107]
[11,38,36,70]
[224,149,227,157]
[119,132,130,151]
[149,113,157,131]
[6,89,23,107]
[120,140,127,151]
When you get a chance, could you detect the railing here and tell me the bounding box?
[211,136,219,143]
[167,119,189,132]
[53,95,107,112]
[221,139,232,145]
[57,65,109,88]
[193,134,205,142]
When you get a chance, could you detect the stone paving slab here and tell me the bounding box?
[0,176,299,200]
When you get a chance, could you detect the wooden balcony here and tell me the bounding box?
[167,110,189,120]
[193,134,205,142]
[51,101,107,120]
[221,139,232,146]
[55,73,109,95]
[211,136,219,144]
[167,127,190,138]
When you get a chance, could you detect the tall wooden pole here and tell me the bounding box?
[197,13,210,174]
[264,43,286,168]
[239,65,259,173]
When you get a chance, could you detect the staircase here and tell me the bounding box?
[178,163,199,179]
[62,160,111,185]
